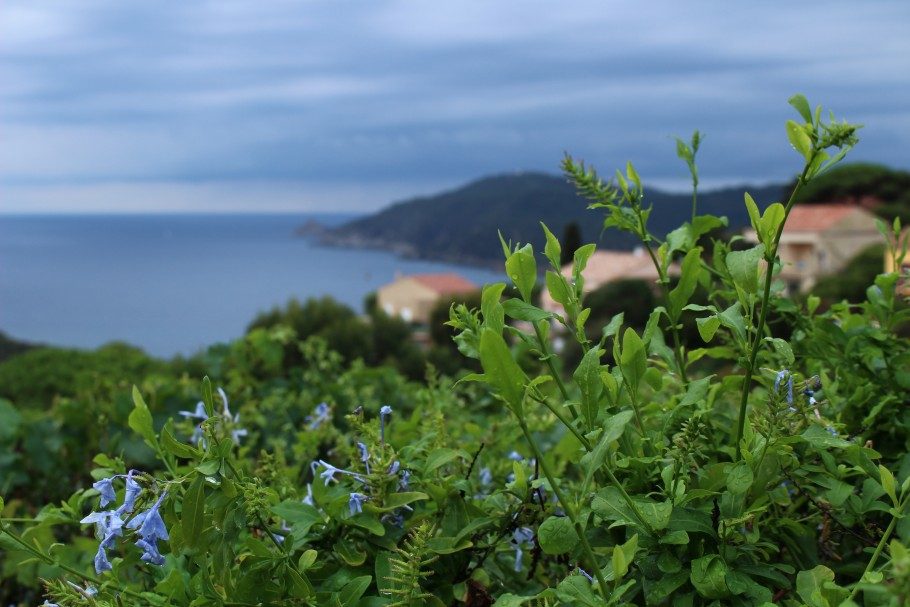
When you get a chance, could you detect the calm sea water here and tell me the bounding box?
[0,214,502,357]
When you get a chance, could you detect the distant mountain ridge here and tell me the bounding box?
[321,172,786,266]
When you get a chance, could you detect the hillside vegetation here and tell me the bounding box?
[324,172,784,265]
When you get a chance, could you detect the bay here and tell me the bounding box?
[0,214,502,357]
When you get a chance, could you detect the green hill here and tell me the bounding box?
[323,172,785,265]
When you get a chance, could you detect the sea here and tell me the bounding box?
[0,214,502,358]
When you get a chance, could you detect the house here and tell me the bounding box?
[885,227,910,297]
[377,273,477,325]
[742,203,881,293]
[540,248,674,315]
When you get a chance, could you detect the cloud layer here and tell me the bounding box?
[2,0,909,212]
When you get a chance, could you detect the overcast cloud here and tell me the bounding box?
[1,0,908,213]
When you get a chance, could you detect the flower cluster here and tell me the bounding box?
[79,471,169,574]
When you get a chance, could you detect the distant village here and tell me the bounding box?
[377,203,909,345]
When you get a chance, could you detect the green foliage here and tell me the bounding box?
[247,296,426,378]
[3,96,910,607]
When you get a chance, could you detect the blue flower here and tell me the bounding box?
[128,492,169,543]
[356,442,371,474]
[576,567,594,583]
[387,460,401,475]
[41,601,60,607]
[380,405,392,443]
[348,492,368,515]
[511,527,534,572]
[826,426,838,437]
[135,538,165,565]
[312,460,364,485]
[507,451,524,461]
[66,581,98,598]
[180,401,208,445]
[302,483,314,506]
[81,509,124,543]
[93,542,113,572]
[774,369,788,391]
[479,467,492,486]
[92,477,117,508]
[399,469,411,491]
[306,402,331,429]
[117,470,142,515]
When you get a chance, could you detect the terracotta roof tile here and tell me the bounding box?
[411,273,477,295]
[784,204,860,232]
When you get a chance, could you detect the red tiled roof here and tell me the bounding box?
[784,204,860,232]
[411,273,477,295]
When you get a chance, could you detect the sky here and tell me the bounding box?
[1,0,909,213]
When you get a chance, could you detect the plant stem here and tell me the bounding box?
[733,161,813,459]
[533,322,580,420]
[530,392,590,450]
[634,211,689,384]
[517,420,611,602]
[847,494,909,602]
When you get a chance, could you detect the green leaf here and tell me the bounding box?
[789,94,813,123]
[759,203,786,245]
[380,491,430,511]
[337,575,372,606]
[786,119,813,161]
[727,462,754,495]
[573,243,597,276]
[620,328,647,390]
[801,425,851,449]
[201,376,216,418]
[506,244,537,302]
[668,507,716,538]
[668,247,702,319]
[696,315,720,342]
[726,245,765,294]
[479,328,527,413]
[601,313,624,341]
[502,299,554,323]
[574,346,604,427]
[195,459,221,476]
[744,193,761,239]
[182,476,206,549]
[541,222,562,268]
[424,448,463,474]
[481,283,506,334]
[129,386,157,448]
[545,270,570,306]
[764,337,795,365]
[580,411,634,490]
[160,421,201,460]
[879,465,898,506]
[537,516,577,555]
[272,501,323,535]
[690,554,730,599]
[796,566,849,607]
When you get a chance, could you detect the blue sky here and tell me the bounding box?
[1,0,908,213]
